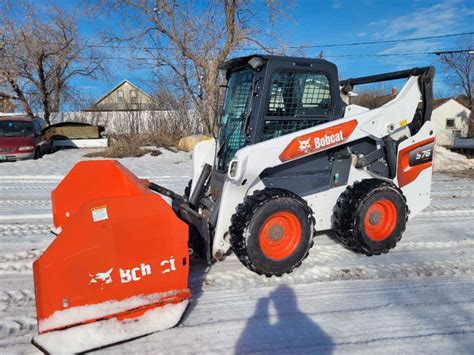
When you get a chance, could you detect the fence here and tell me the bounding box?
[49,110,203,136]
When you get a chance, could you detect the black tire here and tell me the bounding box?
[33,148,41,160]
[333,179,408,256]
[230,188,315,277]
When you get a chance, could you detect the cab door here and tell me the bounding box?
[254,60,344,144]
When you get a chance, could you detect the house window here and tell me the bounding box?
[117,90,124,102]
[446,119,455,128]
[130,90,138,103]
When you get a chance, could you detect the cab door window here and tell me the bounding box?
[262,71,332,141]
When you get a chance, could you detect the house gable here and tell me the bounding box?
[432,98,471,146]
[433,98,471,115]
[90,80,159,111]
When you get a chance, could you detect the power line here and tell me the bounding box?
[433,49,474,55]
[71,48,474,60]
[326,49,474,58]
[289,32,474,49]
[4,48,469,61]
[3,31,472,52]
[88,31,474,51]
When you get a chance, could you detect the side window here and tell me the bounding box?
[263,71,332,141]
[266,72,331,117]
[33,120,42,136]
[301,76,332,112]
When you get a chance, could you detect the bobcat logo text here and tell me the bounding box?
[280,120,358,161]
[89,256,179,286]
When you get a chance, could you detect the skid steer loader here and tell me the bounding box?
[32,55,435,353]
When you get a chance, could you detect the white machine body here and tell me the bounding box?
[191,75,434,258]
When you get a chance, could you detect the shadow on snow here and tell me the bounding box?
[235,285,334,354]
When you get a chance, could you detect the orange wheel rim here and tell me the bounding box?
[259,211,302,260]
[364,198,397,241]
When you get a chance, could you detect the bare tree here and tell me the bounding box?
[0,2,107,123]
[102,0,291,134]
[348,85,399,109]
[438,36,474,137]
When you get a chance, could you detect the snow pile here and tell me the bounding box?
[39,290,189,332]
[33,300,189,354]
[433,145,474,171]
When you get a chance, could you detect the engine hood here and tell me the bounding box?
[0,135,35,148]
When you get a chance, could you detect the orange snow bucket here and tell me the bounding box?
[32,161,191,353]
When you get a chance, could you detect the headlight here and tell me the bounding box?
[18,146,34,151]
[228,160,239,179]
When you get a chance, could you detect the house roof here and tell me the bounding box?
[433,98,451,109]
[433,97,472,111]
[93,80,158,106]
[454,95,471,110]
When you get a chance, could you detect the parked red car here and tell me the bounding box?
[0,115,52,162]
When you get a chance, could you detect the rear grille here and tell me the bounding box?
[0,147,15,153]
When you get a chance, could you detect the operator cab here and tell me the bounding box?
[216,55,345,172]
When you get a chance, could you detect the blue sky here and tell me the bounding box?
[57,0,474,105]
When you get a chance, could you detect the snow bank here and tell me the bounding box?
[433,145,474,172]
[0,148,192,179]
[33,300,188,354]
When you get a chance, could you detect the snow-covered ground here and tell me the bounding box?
[0,149,473,354]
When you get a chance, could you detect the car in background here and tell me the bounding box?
[0,115,52,162]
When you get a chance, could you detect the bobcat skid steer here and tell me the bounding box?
[32,55,435,353]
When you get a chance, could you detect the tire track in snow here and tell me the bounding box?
[0,289,35,311]
[0,250,43,274]
[0,185,53,192]
[0,251,42,274]
[197,259,474,290]
[306,238,474,266]
[0,180,57,191]
[0,200,50,207]
[397,240,474,250]
[431,189,474,199]
[0,224,51,238]
[417,204,474,218]
[0,250,42,262]
[0,317,36,340]
[0,261,33,273]
[0,179,59,183]
[424,204,474,212]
